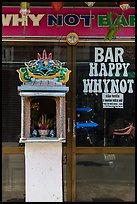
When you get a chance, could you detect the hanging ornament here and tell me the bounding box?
[85,2,95,29]
[119,2,130,10]
[51,2,64,12]
[85,2,96,7]
[20,2,30,33]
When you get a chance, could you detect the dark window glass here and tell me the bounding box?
[2,65,21,142]
[76,45,135,147]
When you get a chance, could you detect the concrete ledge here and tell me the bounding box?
[19,137,66,143]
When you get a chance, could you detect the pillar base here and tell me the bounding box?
[24,139,63,202]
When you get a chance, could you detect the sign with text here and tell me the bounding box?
[102,93,123,108]
[2,7,135,37]
[83,47,135,109]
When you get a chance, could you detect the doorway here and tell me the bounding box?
[66,42,135,202]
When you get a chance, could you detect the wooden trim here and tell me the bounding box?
[76,147,135,154]
[76,42,135,46]
[2,146,135,155]
[2,146,24,154]
[2,38,135,44]
[66,45,73,202]
[71,46,77,202]
[2,146,67,155]
[2,40,67,46]
[63,146,67,154]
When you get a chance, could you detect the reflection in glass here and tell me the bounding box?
[2,154,25,202]
[76,154,135,202]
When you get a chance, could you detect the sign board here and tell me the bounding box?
[102,93,123,108]
[2,7,135,37]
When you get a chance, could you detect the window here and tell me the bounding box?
[76,44,135,147]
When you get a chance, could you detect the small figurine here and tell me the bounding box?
[31,129,39,137]
[49,129,55,137]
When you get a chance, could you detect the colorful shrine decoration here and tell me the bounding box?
[16,50,71,84]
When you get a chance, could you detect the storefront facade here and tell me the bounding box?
[2,2,135,202]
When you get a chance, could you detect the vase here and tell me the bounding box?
[38,129,50,137]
